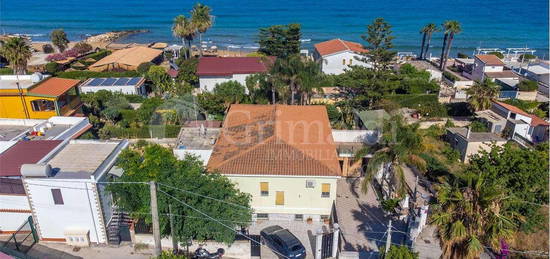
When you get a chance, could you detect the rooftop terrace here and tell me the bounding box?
[447,127,506,142]
[175,127,220,150]
[0,117,91,141]
[0,74,49,90]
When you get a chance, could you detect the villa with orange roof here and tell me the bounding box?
[0,74,82,119]
[313,39,371,75]
[207,104,341,222]
[470,54,519,81]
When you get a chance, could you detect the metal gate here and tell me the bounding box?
[250,235,261,257]
[321,232,333,259]
[1,216,38,254]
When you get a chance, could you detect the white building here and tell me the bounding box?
[22,139,128,244]
[470,54,518,82]
[0,116,91,142]
[196,57,274,92]
[313,39,371,75]
[207,105,341,222]
[516,60,550,94]
[79,77,146,96]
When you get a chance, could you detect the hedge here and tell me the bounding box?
[99,125,181,139]
[517,80,538,91]
[84,50,112,61]
[442,71,459,82]
[56,70,140,80]
[0,68,14,75]
[383,94,438,107]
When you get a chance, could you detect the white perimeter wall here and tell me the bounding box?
[320,51,371,75]
[0,194,31,232]
[24,179,107,243]
[199,74,251,92]
[227,175,338,217]
[331,130,378,144]
[80,85,142,95]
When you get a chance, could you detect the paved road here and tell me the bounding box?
[335,177,408,258]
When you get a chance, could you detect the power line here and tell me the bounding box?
[157,188,290,259]
[157,182,250,210]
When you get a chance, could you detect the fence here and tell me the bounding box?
[1,216,38,255]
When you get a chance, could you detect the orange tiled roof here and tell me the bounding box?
[207,104,342,177]
[494,101,549,126]
[484,70,518,79]
[90,46,163,69]
[314,39,368,56]
[475,54,505,66]
[28,77,80,97]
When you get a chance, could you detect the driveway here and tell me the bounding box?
[248,220,326,259]
[335,178,407,258]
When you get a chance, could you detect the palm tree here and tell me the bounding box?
[439,21,462,71]
[297,60,323,105]
[0,37,32,75]
[172,15,196,59]
[191,3,212,57]
[420,23,438,60]
[270,55,303,105]
[360,115,427,197]
[432,172,515,259]
[466,79,500,111]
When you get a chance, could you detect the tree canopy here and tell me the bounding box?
[360,18,396,71]
[108,144,252,244]
[0,37,32,75]
[258,24,301,58]
[50,29,69,52]
[465,143,549,232]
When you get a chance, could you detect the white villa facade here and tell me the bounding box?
[313,39,371,75]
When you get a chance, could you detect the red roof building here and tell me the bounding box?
[0,140,62,177]
[28,77,81,97]
[314,39,368,57]
[196,57,275,76]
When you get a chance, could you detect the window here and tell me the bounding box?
[320,215,330,221]
[321,183,330,198]
[256,213,269,220]
[275,191,284,205]
[51,189,64,205]
[31,99,55,112]
[349,59,353,65]
[294,214,304,221]
[260,182,269,196]
[342,59,346,65]
[510,113,516,119]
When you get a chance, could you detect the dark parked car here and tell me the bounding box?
[260,225,306,259]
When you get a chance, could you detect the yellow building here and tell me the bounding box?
[0,75,82,119]
[208,104,342,222]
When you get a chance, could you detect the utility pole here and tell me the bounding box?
[385,220,392,256]
[150,181,162,257]
[169,204,178,254]
[413,175,419,204]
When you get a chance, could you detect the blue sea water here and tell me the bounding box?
[1,0,548,57]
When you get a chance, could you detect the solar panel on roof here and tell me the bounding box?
[128,77,142,85]
[87,78,105,86]
[114,78,130,85]
[102,78,117,86]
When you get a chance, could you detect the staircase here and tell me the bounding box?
[107,211,132,245]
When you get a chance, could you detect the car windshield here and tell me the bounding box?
[290,245,302,251]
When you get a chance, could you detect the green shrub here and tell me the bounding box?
[84,50,111,61]
[0,67,14,75]
[470,120,489,132]
[442,71,459,82]
[487,51,504,59]
[45,62,60,74]
[457,52,469,59]
[442,147,461,162]
[420,153,451,182]
[99,125,181,139]
[137,62,154,74]
[42,44,55,54]
[380,199,400,213]
[56,70,139,80]
[517,80,538,91]
[125,94,146,103]
[518,53,536,61]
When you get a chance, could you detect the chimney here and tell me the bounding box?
[466,127,472,139]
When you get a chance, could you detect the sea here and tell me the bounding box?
[1,0,548,57]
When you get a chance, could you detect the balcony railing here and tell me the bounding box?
[59,97,82,116]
